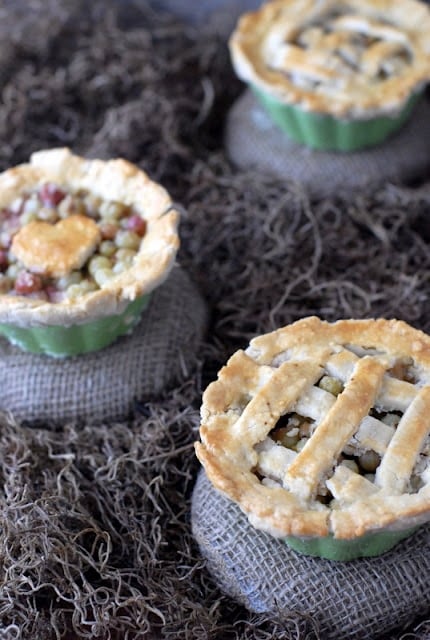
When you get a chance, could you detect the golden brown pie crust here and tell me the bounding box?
[229,0,430,118]
[11,215,102,278]
[195,317,430,540]
[0,148,180,327]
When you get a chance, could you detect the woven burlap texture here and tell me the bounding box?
[0,267,207,424]
[192,470,430,640]
[225,91,430,199]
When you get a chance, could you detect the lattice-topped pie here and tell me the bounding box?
[196,317,430,560]
[229,0,430,150]
[0,148,179,356]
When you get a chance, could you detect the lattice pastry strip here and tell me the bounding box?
[260,381,397,482]
[196,318,430,540]
[255,438,296,484]
[332,16,410,45]
[231,359,323,442]
[272,46,338,83]
[201,350,274,420]
[375,387,430,494]
[325,349,417,412]
[361,41,410,78]
[350,416,395,456]
[294,385,335,423]
[284,357,387,501]
[326,465,379,506]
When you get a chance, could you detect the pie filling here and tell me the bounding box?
[0,183,147,303]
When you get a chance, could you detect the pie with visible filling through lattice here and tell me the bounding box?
[196,317,430,542]
[229,0,430,118]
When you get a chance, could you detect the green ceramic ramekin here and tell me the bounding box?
[253,87,422,152]
[0,294,150,357]
[284,526,418,561]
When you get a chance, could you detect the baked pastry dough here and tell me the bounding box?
[229,0,430,118]
[0,148,179,328]
[12,215,101,277]
[196,317,430,540]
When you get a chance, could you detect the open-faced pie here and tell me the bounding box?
[229,0,430,150]
[0,148,179,356]
[195,317,430,560]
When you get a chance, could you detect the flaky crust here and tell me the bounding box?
[0,148,180,327]
[11,215,101,277]
[229,0,430,118]
[195,317,430,540]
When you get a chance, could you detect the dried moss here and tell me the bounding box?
[0,1,429,638]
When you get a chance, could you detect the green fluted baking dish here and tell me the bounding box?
[252,87,422,152]
[0,294,150,357]
[284,527,418,562]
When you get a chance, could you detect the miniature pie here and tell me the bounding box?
[0,148,179,356]
[195,317,430,560]
[229,0,430,150]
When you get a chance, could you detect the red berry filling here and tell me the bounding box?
[14,271,43,294]
[39,183,67,207]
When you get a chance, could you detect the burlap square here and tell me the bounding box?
[225,90,430,199]
[0,266,207,424]
[192,470,430,640]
